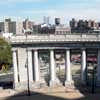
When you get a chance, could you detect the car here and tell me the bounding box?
[87,55,97,63]
[71,56,81,64]
[71,55,97,64]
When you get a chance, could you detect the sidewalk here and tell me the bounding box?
[0,86,99,100]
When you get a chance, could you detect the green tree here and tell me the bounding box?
[0,38,12,71]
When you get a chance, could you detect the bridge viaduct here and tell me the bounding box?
[10,34,100,89]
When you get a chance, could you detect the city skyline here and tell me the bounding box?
[0,0,100,24]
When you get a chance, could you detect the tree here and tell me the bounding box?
[0,38,12,71]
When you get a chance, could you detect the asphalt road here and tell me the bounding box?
[0,67,13,89]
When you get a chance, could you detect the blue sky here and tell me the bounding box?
[0,0,100,24]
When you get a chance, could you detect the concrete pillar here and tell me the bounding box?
[65,49,72,86]
[17,48,28,87]
[12,49,18,87]
[34,50,40,82]
[49,49,56,86]
[97,49,100,81]
[27,49,33,82]
[81,48,86,82]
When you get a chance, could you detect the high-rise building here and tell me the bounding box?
[70,18,100,33]
[23,18,34,34]
[23,18,34,30]
[4,18,17,34]
[4,19,10,33]
[43,16,50,25]
[70,18,77,28]
[0,22,4,32]
[0,18,23,34]
[55,18,60,26]
[16,19,23,35]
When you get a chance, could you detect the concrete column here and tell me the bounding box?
[34,50,40,82]
[65,49,72,86]
[27,49,33,82]
[17,48,28,89]
[97,49,100,81]
[12,49,18,87]
[81,48,86,82]
[49,49,56,86]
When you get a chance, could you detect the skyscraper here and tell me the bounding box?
[55,18,60,26]
[43,16,50,25]
[16,19,23,35]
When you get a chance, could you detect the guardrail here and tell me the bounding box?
[9,33,100,44]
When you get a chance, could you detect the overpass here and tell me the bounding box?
[10,33,100,89]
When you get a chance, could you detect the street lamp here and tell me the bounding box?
[26,34,30,96]
[91,57,96,94]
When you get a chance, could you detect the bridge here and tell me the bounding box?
[9,33,100,90]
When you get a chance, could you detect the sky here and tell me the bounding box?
[0,0,100,24]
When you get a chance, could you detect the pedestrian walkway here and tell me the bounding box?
[0,86,83,100]
[0,86,100,100]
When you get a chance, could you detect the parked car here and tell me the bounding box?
[71,55,81,64]
[71,55,97,64]
[87,55,97,63]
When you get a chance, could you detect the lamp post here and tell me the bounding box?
[91,57,96,94]
[26,34,30,96]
